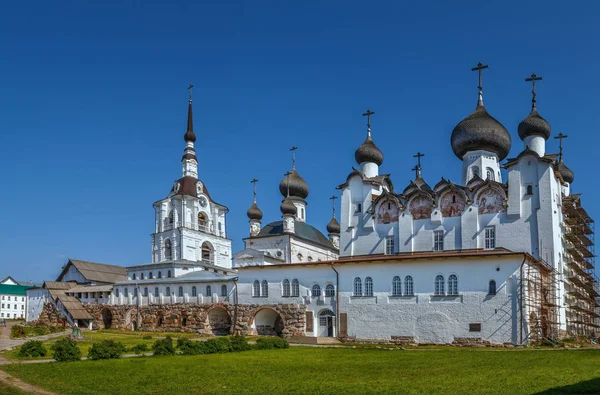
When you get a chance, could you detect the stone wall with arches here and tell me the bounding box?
[81,302,306,337]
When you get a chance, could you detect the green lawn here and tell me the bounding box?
[2,347,600,394]
[0,380,25,395]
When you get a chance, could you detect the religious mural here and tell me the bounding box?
[377,201,399,224]
[408,195,432,220]
[440,192,466,217]
[476,187,505,215]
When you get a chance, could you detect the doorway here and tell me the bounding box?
[318,309,335,337]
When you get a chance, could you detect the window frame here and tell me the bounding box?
[433,230,444,251]
[253,280,260,297]
[392,276,402,296]
[484,226,496,250]
[364,277,374,297]
[448,274,458,295]
[206,285,212,297]
[353,277,362,297]
[311,284,321,298]
[488,280,497,296]
[385,235,395,255]
[291,279,300,297]
[261,280,268,297]
[221,284,227,297]
[325,284,335,297]
[282,279,291,297]
[434,275,445,296]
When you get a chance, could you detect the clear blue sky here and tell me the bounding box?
[2,1,599,282]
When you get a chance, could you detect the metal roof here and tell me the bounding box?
[116,269,236,285]
[252,220,336,250]
[0,284,34,296]
[57,259,128,284]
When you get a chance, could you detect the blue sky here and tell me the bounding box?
[2,1,599,282]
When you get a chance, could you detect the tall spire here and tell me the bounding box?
[184,83,196,143]
[471,62,488,106]
[525,73,542,111]
[181,84,198,178]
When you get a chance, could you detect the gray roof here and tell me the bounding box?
[253,220,336,250]
[355,135,384,166]
[518,106,551,140]
[116,269,236,286]
[57,259,128,284]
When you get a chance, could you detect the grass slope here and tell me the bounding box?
[3,347,600,394]
[0,381,25,395]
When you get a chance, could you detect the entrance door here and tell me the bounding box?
[318,309,335,337]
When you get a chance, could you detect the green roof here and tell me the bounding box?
[0,284,34,296]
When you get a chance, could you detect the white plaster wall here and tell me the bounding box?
[110,280,235,306]
[60,265,88,284]
[1,293,27,319]
[26,289,48,322]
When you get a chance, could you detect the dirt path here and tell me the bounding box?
[0,368,57,394]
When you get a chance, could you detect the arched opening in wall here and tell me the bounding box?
[198,212,208,232]
[318,309,335,337]
[182,315,188,327]
[157,312,164,328]
[207,307,231,336]
[124,309,137,331]
[201,242,214,265]
[164,239,172,261]
[168,210,174,226]
[101,308,113,329]
[486,167,494,181]
[250,308,284,336]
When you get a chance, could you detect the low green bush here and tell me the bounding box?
[142,335,153,340]
[153,336,175,356]
[176,337,190,349]
[88,339,126,360]
[130,344,149,355]
[255,337,289,350]
[229,336,251,352]
[51,338,82,362]
[203,337,232,354]
[179,341,205,355]
[18,340,47,357]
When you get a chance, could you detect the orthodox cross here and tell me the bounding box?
[329,195,338,217]
[412,152,424,179]
[188,83,194,101]
[284,171,292,197]
[411,165,422,180]
[554,132,568,162]
[250,178,259,202]
[362,109,375,136]
[471,62,489,94]
[290,146,298,169]
[525,73,542,109]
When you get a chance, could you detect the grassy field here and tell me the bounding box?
[2,347,600,394]
[0,380,25,395]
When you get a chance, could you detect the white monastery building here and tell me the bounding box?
[28,65,599,344]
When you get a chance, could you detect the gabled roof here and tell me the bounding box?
[337,167,393,191]
[56,259,128,284]
[43,281,77,290]
[1,276,18,285]
[249,220,337,251]
[0,283,34,296]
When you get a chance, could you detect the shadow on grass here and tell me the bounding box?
[534,378,600,394]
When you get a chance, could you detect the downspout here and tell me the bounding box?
[331,264,340,338]
[519,255,527,345]
[233,277,239,335]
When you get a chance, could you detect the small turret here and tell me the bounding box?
[247,179,263,237]
[327,195,340,249]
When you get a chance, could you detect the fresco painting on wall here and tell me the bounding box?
[440,192,466,217]
[377,202,399,224]
[477,187,505,214]
[409,195,432,220]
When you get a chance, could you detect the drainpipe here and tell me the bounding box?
[331,264,340,338]
[519,255,527,345]
[233,277,239,335]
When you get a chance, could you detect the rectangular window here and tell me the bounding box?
[356,203,362,213]
[433,230,444,251]
[484,226,496,250]
[469,323,482,332]
[385,236,395,255]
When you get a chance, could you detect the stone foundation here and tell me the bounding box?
[59,302,307,338]
[35,303,70,328]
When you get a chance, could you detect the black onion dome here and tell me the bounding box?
[247,202,263,221]
[355,136,384,166]
[279,169,309,199]
[451,100,512,160]
[558,161,574,184]
[518,107,551,140]
[326,217,340,234]
[280,197,297,216]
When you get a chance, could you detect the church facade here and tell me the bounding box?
[29,67,598,344]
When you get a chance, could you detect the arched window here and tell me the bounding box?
[301,208,305,219]
[124,288,128,297]
[165,286,171,296]
[488,280,497,295]
[325,284,335,297]
[133,288,138,297]
[472,166,480,179]
[448,274,458,295]
[526,185,533,195]
[311,284,321,298]
[198,212,208,231]
[132,273,136,280]
[261,280,268,297]
[168,210,174,225]
[392,276,402,296]
[435,275,445,296]
[364,277,373,297]
[201,242,213,264]
[282,279,291,297]
[140,273,145,280]
[486,167,494,181]
[404,276,414,296]
[253,280,260,297]
[115,288,120,297]
[164,240,172,260]
[167,270,172,278]
[177,287,182,297]
[206,286,212,297]
[192,286,197,297]
[158,271,162,279]
[149,272,153,279]
[154,287,159,297]
[143,287,148,297]
[353,277,362,296]
[291,279,300,297]
[221,284,227,297]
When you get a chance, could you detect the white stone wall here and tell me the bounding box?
[110,281,235,306]
[1,293,27,319]
[26,288,48,322]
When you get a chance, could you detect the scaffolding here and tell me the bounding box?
[562,195,599,336]
[523,258,560,343]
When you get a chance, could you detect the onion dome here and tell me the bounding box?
[247,202,263,221]
[326,217,340,234]
[280,197,297,216]
[451,97,512,161]
[558,161,574,184]
[518,106,551,140]
[184,100,196,143]
[279,169,309,199]
[355,135,384,166]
